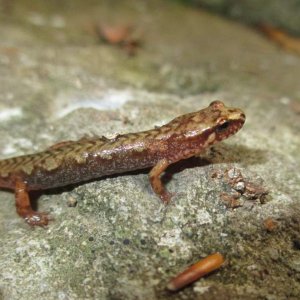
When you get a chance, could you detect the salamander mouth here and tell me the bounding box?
[216,117,245,140]
[230,118,245,135]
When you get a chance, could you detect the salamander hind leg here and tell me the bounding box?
[15,181,50,227]
[149,159,173,204]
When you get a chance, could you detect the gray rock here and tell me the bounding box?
[0,0,300,299]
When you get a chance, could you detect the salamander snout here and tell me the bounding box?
[239,112,246,122]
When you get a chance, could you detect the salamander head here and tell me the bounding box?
[206,100,246,142]
[170,100,246,144]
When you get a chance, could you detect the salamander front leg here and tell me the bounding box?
[15,181,50,227]
[149,158,173,204]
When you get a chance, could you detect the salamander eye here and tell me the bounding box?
[216,121,230,133]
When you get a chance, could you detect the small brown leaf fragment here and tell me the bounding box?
[167,253,225,292]
[98,24,131,44]
[258,23,300,55]
[219,168,268,208]
[244,181,268,203]
[95,23,142,56]
[221,192,243,209]
[263,217,278,232]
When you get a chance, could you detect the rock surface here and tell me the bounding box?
[0,0,300,299]
[185,0,300,35]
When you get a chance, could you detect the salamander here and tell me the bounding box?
[0,101,245,226]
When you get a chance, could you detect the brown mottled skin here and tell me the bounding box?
[0,101,245,226]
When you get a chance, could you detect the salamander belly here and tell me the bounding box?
[23,150,161,190]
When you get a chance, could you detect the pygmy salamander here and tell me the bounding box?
[0,101,245,226]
